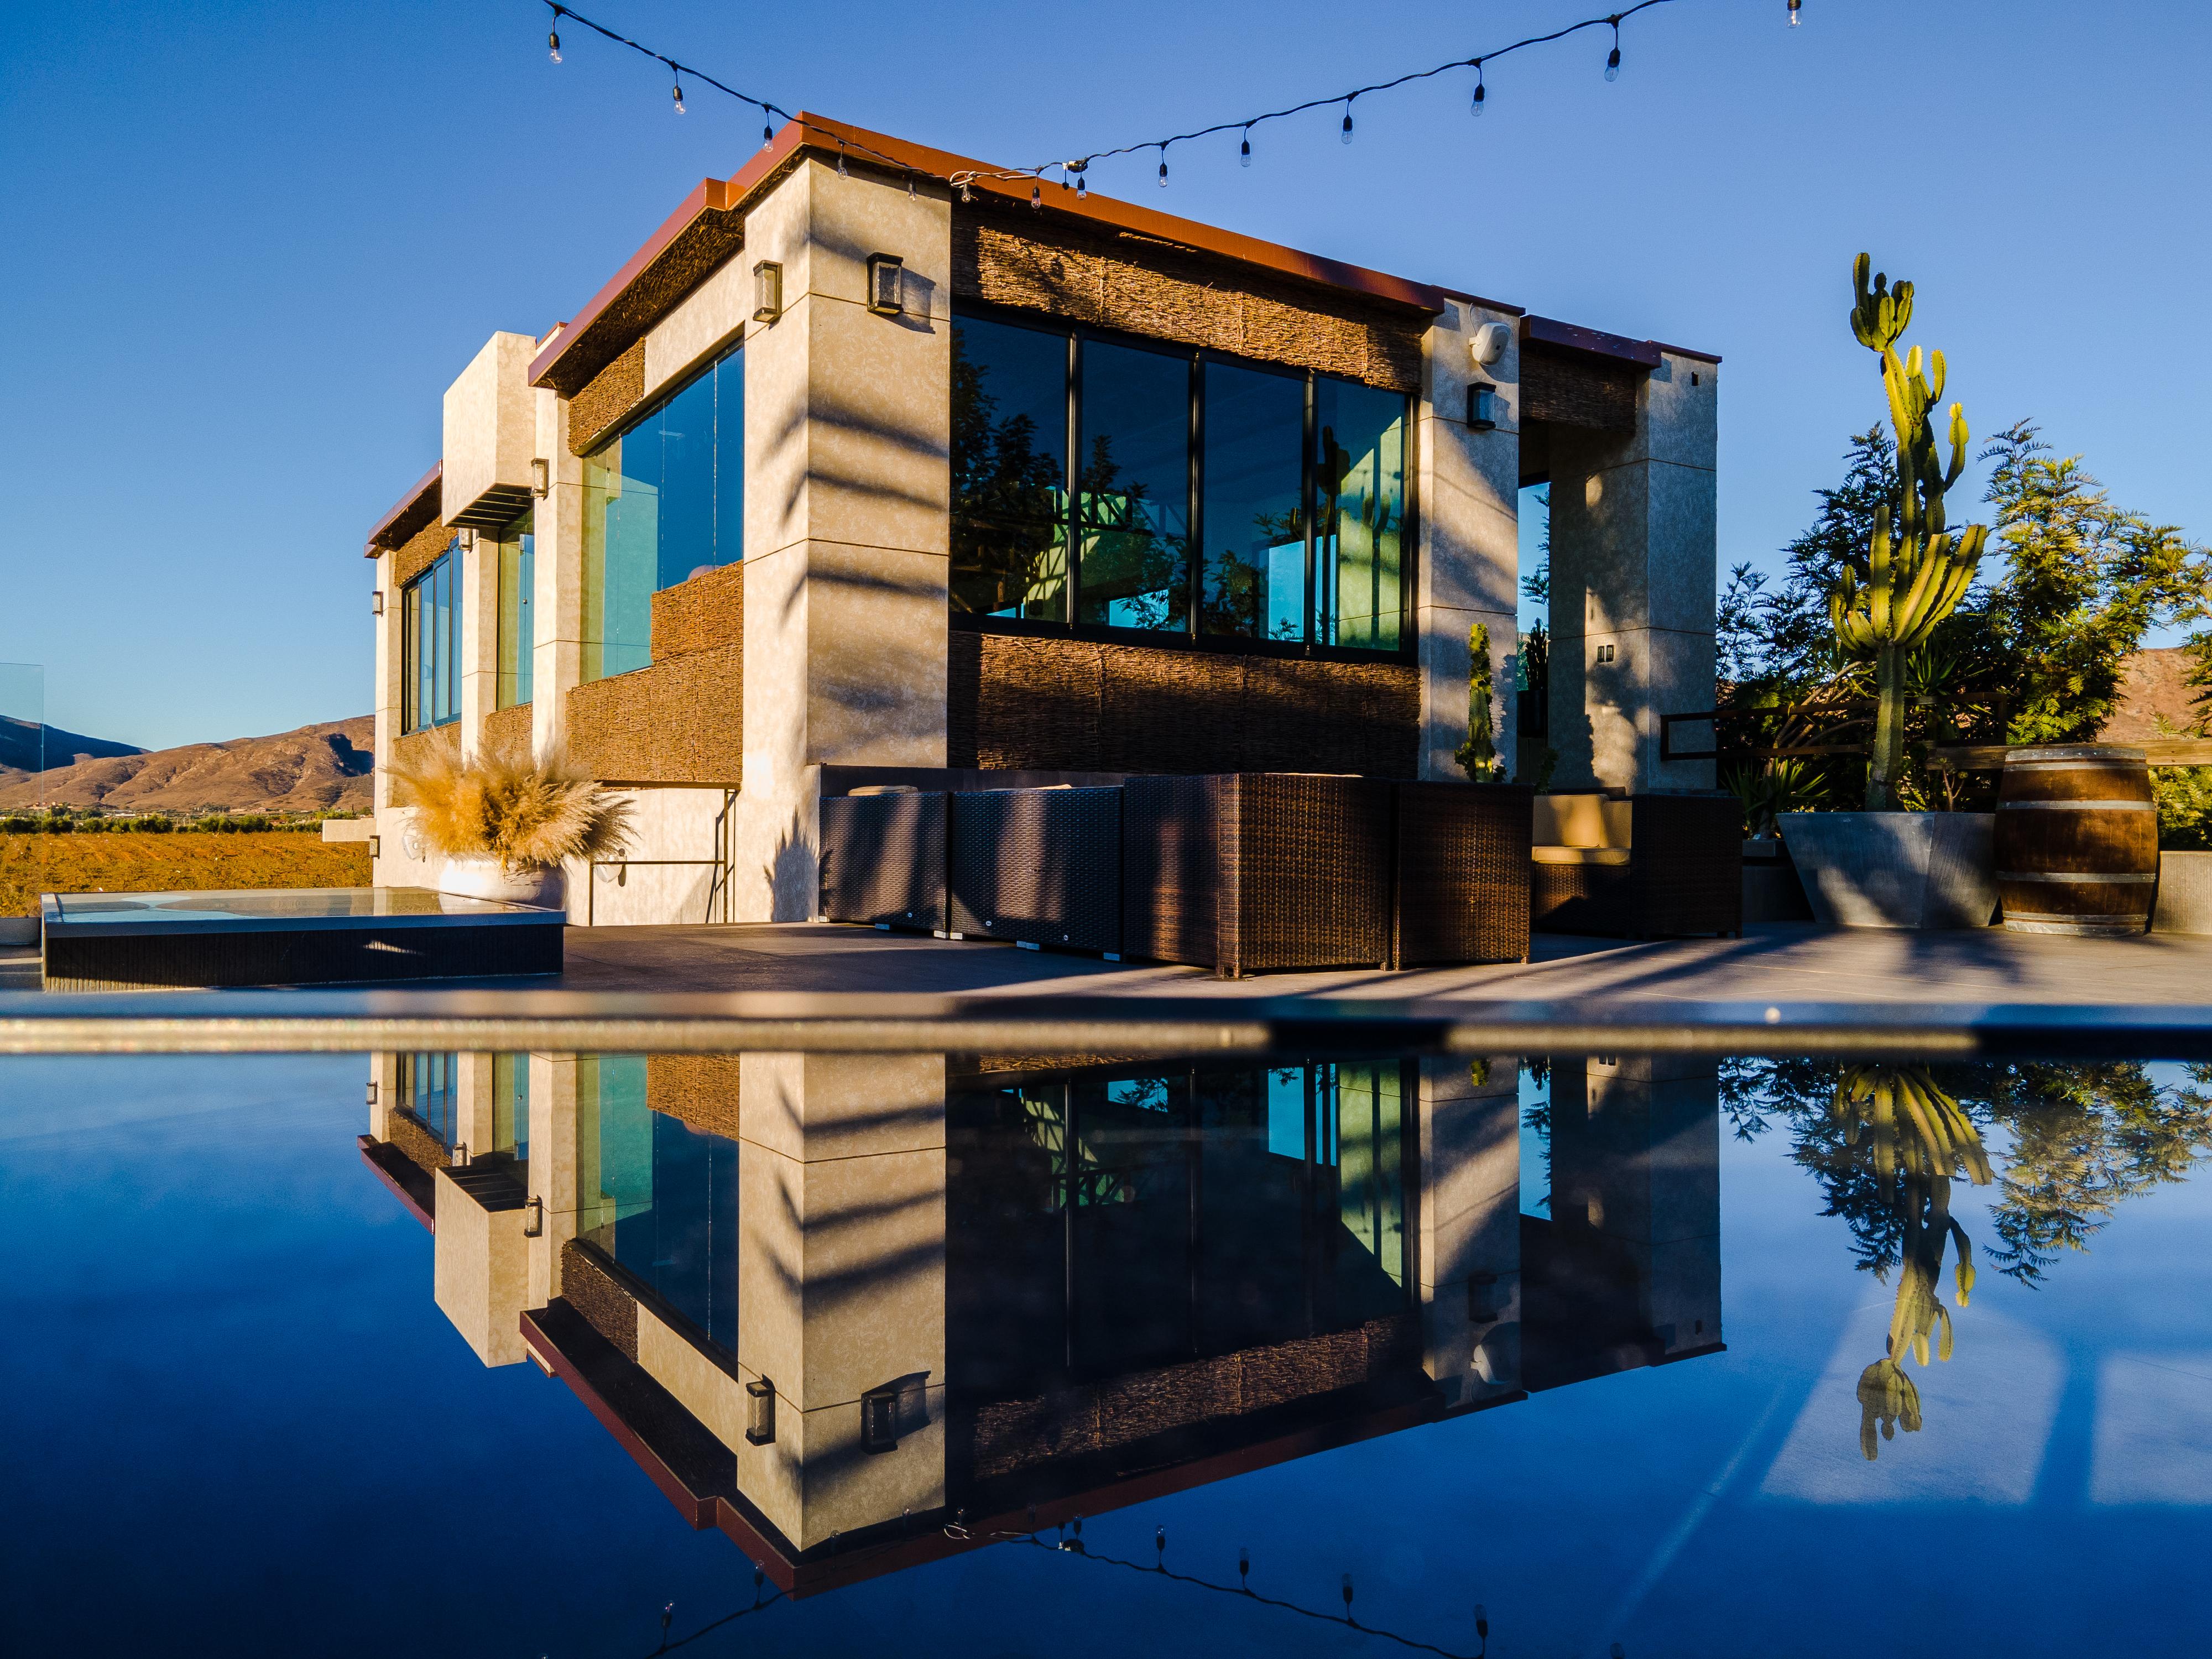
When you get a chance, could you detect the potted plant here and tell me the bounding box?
[386,731,632,910]
[1780,254,1998,927]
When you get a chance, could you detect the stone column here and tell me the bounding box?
[735,1053,947,1550]
[1416,1058,1524,1409]
[1548,1056,1721,1361]
[1417,302,1523,781]
[526,1053,580,1313]
[370,549,399,813]
[532,389,584,764]
[734,159,953,921]
[1546,351,1718,791]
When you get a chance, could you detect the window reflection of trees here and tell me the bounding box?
[1721,1057,2212,1459]
[950,327,1067,621]
[1076,433,1186,634]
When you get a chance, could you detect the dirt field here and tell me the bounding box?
[1,833,371,916]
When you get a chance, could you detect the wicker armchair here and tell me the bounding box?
[1530,790,1743,938]
[818,788,947,932]
[949,786,1124,953]
[1123,774,1392,977]
[1394,781,1534,967]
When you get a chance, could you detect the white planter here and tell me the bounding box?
[437,854,567,912]
[1777,812,1997,929]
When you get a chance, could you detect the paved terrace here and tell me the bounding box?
[11,921,2205,1010]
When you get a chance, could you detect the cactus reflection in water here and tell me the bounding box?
[1832,1066,1992,1460]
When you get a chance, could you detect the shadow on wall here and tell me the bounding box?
[765,812,817,922]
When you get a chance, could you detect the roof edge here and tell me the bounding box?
[364,460,442,558]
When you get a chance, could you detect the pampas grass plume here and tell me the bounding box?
[387,731,633,869]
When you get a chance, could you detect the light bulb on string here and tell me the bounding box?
[1239,126,1251,167]
[547,23,561,63]
[1340,99,1355,144]
[1787,0,1802,21]
[1076,170,1087,200]
[1157,147,1168,187]
[837,142,848,178]
[672,78,686,114]
[1605,16,1622,80]
[1470,59,1486,116]
[762,120,774,149]
[1030,182,1042,211]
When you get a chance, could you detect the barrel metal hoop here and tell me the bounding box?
[1995,800,2155,811]
[1995,870,2158,884]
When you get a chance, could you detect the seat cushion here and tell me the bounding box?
[1532,793,1633,849]
[1531,844,1631,866]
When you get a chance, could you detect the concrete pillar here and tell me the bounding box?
[532,388,584,763]
[735,1053,947,1550]
[1416,1058,1524,1408]
[1545,351,1718,791]
[526,1053,580,1312]
[1418,302,1523,781]
[452,1051,496,1164]
[734,158,953,921]
[367,1051,399,1140]
[1548,1056,1721,1361]
[371,555,399,865]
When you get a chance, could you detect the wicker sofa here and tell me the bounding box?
[949,786,1124,953]
[1530,790,1743,938]
[1394,781,1534,967]
[818,788,947,932]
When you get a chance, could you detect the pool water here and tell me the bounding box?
[3,1051,2208,1657]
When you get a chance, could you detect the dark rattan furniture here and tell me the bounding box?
[1394,781,1535,967]
[1530,791,1743,938]
[950,786,1124,952]
[818,789,947,932]
[38,887,564,990]
[1122,774,1392,977]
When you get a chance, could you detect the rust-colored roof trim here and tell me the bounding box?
[364,460,442,558]
[527,114,1527,396]
[1523,315,1720,370]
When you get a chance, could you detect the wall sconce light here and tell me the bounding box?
[530,457,550,498]
[865,254,905,316]
[458,528,478,551]
[1467,1270,1500,1323]
[365,1079,379,1107]
[745,1378,776,1445]
[1467,383,1498,430]
[1469,320,1511,367]
[753,260,783,322]
[860,1383,900,1451]
[371,589,385,616]
[451,1141,470,1167]
[367,834,380,859]
[523,1195,543,1237]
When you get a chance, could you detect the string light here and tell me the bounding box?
[1030,182,1042,210]
[1788,0,1802,20]
[837,140,848,176]
[538,0,1692,200]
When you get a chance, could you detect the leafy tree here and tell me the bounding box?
[1979,422,2212,745]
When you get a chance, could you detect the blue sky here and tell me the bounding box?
[2,1,2206,750]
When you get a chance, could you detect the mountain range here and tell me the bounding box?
[0,716,374,814]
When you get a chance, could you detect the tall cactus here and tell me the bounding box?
[1829,254,1989,808]
[1455,622,1502,781]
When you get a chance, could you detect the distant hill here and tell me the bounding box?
[0,717,374,814]
[0,715,144,775]
[2103,648,2202,744]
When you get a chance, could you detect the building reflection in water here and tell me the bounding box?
[357,1050,1722,1598]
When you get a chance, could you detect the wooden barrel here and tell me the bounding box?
[1995,745,2157,935]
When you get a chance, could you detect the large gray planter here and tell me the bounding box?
[1777,812,1997,929]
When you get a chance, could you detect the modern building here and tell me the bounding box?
[359,1048,1722,1597]
[362,115,1718,924]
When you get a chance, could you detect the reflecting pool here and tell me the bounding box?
[3,1050,2208,1656]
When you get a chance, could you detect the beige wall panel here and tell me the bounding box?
[637,1302,752,1456]
[643,255,748,405]
[432,1167,529,1368]
[738,1053,946,1164]
[804,542,949,767]
[441,332,539,524]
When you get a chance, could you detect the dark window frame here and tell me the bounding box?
[951,300,1418,664]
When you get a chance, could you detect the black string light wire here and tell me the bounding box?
[539,0,1806,196]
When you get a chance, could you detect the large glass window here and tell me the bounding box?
[577,1055,739,1352]
[581,347,743,682]
[949,306,1410,652]
[951,315,1068,620]
[1200,362,1306,640]
[400,539,461,732]
[1314,380,1407,651]
[1077,341,1191,632]
[495,509,534,710]
[398,1051,457,1147]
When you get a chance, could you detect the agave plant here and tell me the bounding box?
[385,730,632,870]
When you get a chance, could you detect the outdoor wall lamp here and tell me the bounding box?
[866,253,905,316]
[752,260,783,322]
[371,589,384,616]
[745,1378,776,1444]
[1467,383,1498,430]
[523,1195,543,1237]
[365,1080,378,1107]
[529,457,550,498]
[458,528,478,551]
[367,835,379,859]
[1468,320,1511,366]
[860,1383,900,1451]
[451,1141,469,1167]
